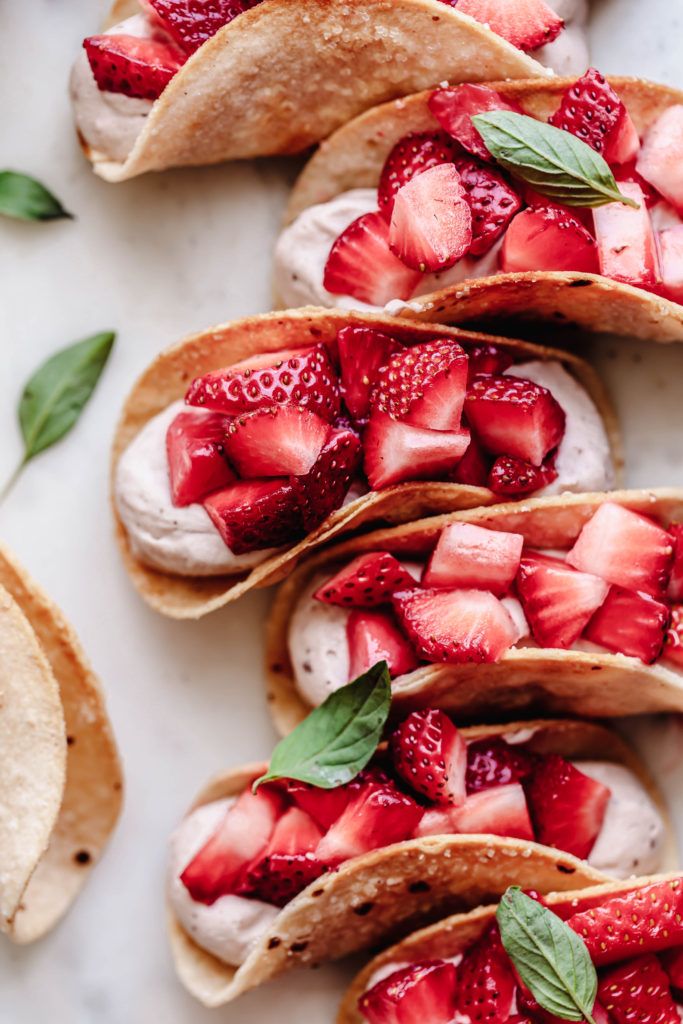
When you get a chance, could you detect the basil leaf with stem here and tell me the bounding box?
[0,171,73,222]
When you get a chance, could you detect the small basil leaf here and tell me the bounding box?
[0,171,73,222]
[496,887,598,1024]
[254,661,391,791]
[472,111,639,209]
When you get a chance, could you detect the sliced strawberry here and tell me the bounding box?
[359,960,458,1024]
[465,737,537,793]
[390,709,467,805]
[525,754,610,859]
[453,156,522,256]
[280,779,351,831]
[566,502,674,596]
[414,805,457,838]
[377,131,460,221]
[669,525,683,600]
[454,0,564,51]
[488,453,558,496]
[372,338,469,431]
[336,327,403,423]
[549,69,638,161]
[83,33,185,99]
[423,522,523,595]
[450,783,534,840]
[451,435,492,487]
[147,0,261,54]
[500,206,600,274]
[363,412,470,490]
[661,948,683,992]
[204,478,303,553]
[664,605,683,667]
[315,552,416,607]
[429,84,522,162]
[347,608,420,679]
[291,426,361,532]
[465,375,566,467]
[658,224,683,303]
[240,806,324,907]
[593,182,661,289]
[466,343,514,381]
[516,552,609,649]
[617,161,660,207]
[599,954,679,1024]
[223,405,329,477]
[637,106,683,213]
[166,408,234,506]
[389,164,473,273]
[324,212,423,306]
[584,586,670,663]
[454,924,517,1024]
[393,588,518,664]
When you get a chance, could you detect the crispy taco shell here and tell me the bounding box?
[284,77,683,343]
[90,0,551,181]
[169,717,671,1006]
[0,547,123,943]
[112,307,619,620]
[267,489,683,735]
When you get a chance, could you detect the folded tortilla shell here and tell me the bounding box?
[112,306,619,620]
[284,77,683,343]
[266,488,683,735]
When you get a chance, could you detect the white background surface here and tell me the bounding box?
[2,1,683,1021]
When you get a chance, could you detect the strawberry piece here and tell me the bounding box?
[516,552,609,649]
[487,453,558,496]
[223,405,329,477]
[466,344,514,380]
[280,780,351,831]
[315,552,416,607]
[291,426,361,532]
[363,412,470,490]
[599,954,679,1024]
[661,948,683,992]
[147,0,262,53]
[393,588,518,664]
[204,478,303,553]
[525,754,610,859]
[390,709,467,805]
[584,586,670,663]
[549,69,638,160]
[347,608,419,679]
[669,525,683,599]
[500,206,600,274]
[180,786,283,904]
[429,84,522,162]
[658,225,683,303]
[423,522,523,595]
[185,344,340,423]
[372,338,469,431]
[166,408,234,506]
[359,960,458,1024]
[453,156,522,256]
[377,131,460,221]
[664,605,683,667]
[465,375,566,467]
[451,435,492,487]
[566,502,674,596]
[593,182,661,289]
[240,806,325,907]
[336,327,403,423]
[454,0,563,50]
[617,161,660,207]
[324,212,423,306]
[389,165,473,273]
[637,106,683,212]
[83,34,185,100]
[454,924,517,1024]
[465,737,537,793]
[450,783,534,839]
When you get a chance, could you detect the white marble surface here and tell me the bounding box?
[1,1,683,1022]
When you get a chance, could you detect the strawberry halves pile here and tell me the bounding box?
[180,710,610,908]
[166,331,567,554]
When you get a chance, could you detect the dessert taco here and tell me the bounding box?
[278,73,683,342]
[112,307,619,619]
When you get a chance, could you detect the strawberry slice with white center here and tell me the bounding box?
[291,426,362,532]
[166,409,234,506]
[83,34,186,99]
[584,586,670,663]
[593,182,661,289]
[637,105,683,212]
[525,754,610,859]
[147,0,262,53]
[423,522,523,595]
[324,212,423,306]
[549,69,639,163]
[185,344,341,423]
[487,453,558,497]
[240,806,325,907]
[466,343,514,380]
[372,338,469,431]
[454,924,518,1024]
[390,709,467,805]
[450,783,534,839]
[429,84,523,162]
[204,478,303,553]
[363,411,470,490]
[336,327,403,423]
[315,552,416,607]
[223,405,330,477]
[389,164,473,273]
[658,225,683,303]
[453,156,522,256]
[500,206,600,274]
[359,960,458,1024]
[669,526,683,600]
[599,954,679,1024]
[347,608,419,679]
[465,375,566,467]
[377,131,461,221]
[516,551,609,649]
[566,502,675,596]
[392,588,518,664]
[454,0,564,50]
[465,737,537,793]
[450,435,492,487]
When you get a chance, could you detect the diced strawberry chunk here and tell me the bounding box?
[665,606,683,668]
[452,156,522,256]
[617,161,660,207]
[525,754,610,859]
[637,106,683,213]
[599,955,679,1024]
[336,327,403,423]
[359,960,458,1024]
[465,375,565,467]
[147,0,262,53]
[347,609,419,680]
[240,806,325,907]
[390,709,467,805]
[593,182,661,289]
[450,435,492,487]
[316,777,423,867]
[223,405,329,477]
[584,586,670,663]
[372,338,469,431]
[487,453,558,497]
[500,206,600,274]
[429,84,522,162]
[279,779,351,831]
[83,34,185,99]
[204,478,303,553]
[315,552,416,607]
[466,344,514,380]
[450,784,534,840]
[389,165,473,273]
[414,805,457,838]
[454,924,518,1024]
[466,737,537,793]
[324,212,423,306]
[661,948,683,992]
[363,412,470,490]
[669,525,683,600]
[291,426,362,532]
[377,131,460,221]
[454,0,564,51]
[549,69,637,161]
[423,522,523,595]
[658,224,683,303]
[516,551,609,649]
[393,588,518,664]
[166,408,234,506]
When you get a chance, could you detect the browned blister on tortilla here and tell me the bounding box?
[112,307,619,620]
[285,78,683,343]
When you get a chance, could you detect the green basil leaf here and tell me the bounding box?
[496,888,598,1024]
[0,171,73,222]
[254,661,391,790]
[472,111,639,209]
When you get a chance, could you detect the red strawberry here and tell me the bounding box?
[661,948,683,992]
[223,405,330,477]
[500,206,600,274]
[147,0,262,53]
[389,165,473,273]
[291,426,362,532]
[315,552,416,607]
[166,409,234,506]
[663,605,683,667]
[465,375,566,467]
[637,107,683,212]
[466,343,514,381]
[451,435,492,487]
[336,327,403,423]
[390,710,467,805]
[280,779,350,831]
[593,183,661,289]
[377,131,460,221]
[599,954,679,1024]
[185,344,340,423]
[324,212,423,306]
[454,924,517,1024]
[363,412,470,490]
[83,34,185,100]
[450,783,534,839]
[488,453,558,496]
[392,588,518,664]
[372,338,469,431]
[616,161,660,207]
[584,586,669,663]
[549,69,638,161]
[204,478,303,553]
[347,608,419,679]
[516,552,609,649]
[423,521,523,595]
[453,156,522,256]
[465,737,537,793]
[359,960,458,1024]
[240,806,325,907]
[658,225,683,303]
[525,754,610,860]
[429,84,522,162]
[454,0,564,50]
